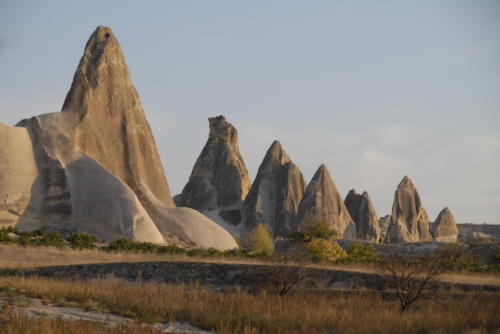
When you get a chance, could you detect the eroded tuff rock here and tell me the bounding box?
[179,116,251,225]
[344,189,381,242]
[297,165,356,239]
[385,176,432,243]
[379,215,391,241]
[431,207,459,242]
[0,123,38,227]
[242,141,306,237]
[60,25,175,210]
[0,26,237,249]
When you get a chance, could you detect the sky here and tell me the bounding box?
[1,1,499,224]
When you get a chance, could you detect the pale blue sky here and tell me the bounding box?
[1,1,499,223]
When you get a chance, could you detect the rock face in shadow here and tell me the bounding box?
[344,189,381,242]
[0,26,237,249]
[242,141,306,237]
[385,176,432,243]
[379,215,391,241]
[431,207,459,242]
[297,165,356,239]
[179,116,251,225]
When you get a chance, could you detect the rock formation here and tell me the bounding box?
[0,123,38,227]
[344,189,381,242]
[0,26,237,250]
[242,140,306,237]
[179,116,251,226]
[385,176,432,243]
[61,25,175,210]
[297,165,356,239]
[379,215,391,241]
[431,207,459,242]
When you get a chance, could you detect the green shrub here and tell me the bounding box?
[303,221,337,241]
[157,245,187,255]
[344,242,379,263]
[39,232,67,248]
[304,238,347,262]
[0,227,17,243]
[250,224,275,255]
[13,229,67,248]
[492,245,500,264]
[68,233,98,250]
[104,239,158,253]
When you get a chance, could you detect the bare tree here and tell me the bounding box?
[254,257,319,295]
[377,252,457,313]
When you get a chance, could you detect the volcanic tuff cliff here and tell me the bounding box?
[431,207,459,242]
[241,141,306,237]
[344,189,381,242]
[179,116,251,225]
[385,176,432,243]
[0,26,237,250]
[297,165,356,239]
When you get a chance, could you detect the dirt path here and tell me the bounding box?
[0,295,211,334]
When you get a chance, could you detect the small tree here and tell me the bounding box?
[377,253,454,313]
[250,224,274,255]
[256,264,315,295]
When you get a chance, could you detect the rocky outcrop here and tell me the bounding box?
[344,189,381,242]
[179,116,251,225]
[385,176,432,243]
[0,26,237,250]
[242,141,306,237]
[0,123,39,227]
[431,207,459,242]
[379,215,391,241]
[297,165,356,239]
[60,25,175,210]
[140,185,238,250]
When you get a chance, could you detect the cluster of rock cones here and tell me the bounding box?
[0,26,458,248]
[177,115,459,243]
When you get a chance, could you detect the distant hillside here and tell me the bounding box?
[457,224,500,238]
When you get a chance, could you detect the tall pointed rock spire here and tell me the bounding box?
[179,115,251,224]
[345,189,381,242]
[242,140,306,236]
[297,164,356,239]
[62,26,175,209]
[385,176,432,243]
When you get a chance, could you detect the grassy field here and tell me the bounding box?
[0,275,498,334]
[1,244,499,333]
[1,243,499,287]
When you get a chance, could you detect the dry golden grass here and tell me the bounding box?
[1,244,498,287]
[0,311,158,334]
[0,275,498,334]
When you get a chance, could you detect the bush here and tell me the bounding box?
[250,224,274,255]
[13,230,67,248]
[303,221,337,241]
[39,232,67,248]
[304,238,347,262]
[157,245,187,255]
[104,239,158,253]
[68,233,98,250]
[0,227,17,243]
[492,245,500,264]
[344,242,379,263]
